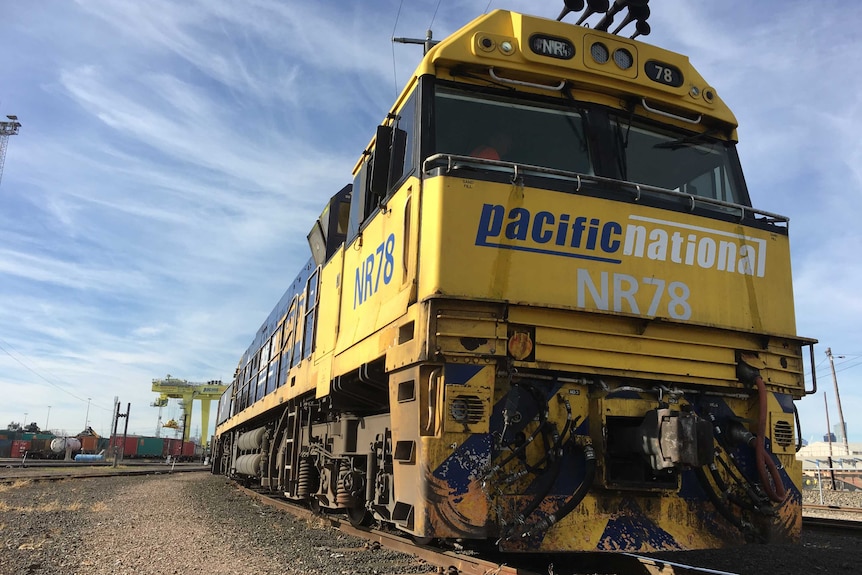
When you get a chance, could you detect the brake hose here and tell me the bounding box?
[755,375,786,502]
[518,443,596,539]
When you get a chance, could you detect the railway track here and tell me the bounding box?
[236,484,743,575]
[803,503,862,535]
[0,464,209,483]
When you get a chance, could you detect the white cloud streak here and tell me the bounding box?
[1,1,860,442]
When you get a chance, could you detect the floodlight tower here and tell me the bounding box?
[0,115,22,187]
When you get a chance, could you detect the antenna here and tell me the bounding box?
[0,115,22,187]
[393,30,439,55]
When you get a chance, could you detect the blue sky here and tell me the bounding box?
[1,0,859,443]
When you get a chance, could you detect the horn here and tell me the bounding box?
[612,4,650,34]
[575,0,610,26]
[595,0,647,32]
[556,0,586,22]
[630,19,651,39]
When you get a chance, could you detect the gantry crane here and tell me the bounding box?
[0,115,21,187]
[151,376,226,449]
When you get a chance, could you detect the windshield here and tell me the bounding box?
[432,85,750,207]
[434,87,592,174]
[612,118,748,205]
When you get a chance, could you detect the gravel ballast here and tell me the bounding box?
[0,473,429,575]
[1,472,861,575]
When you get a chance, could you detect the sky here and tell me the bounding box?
[0,0,860,444]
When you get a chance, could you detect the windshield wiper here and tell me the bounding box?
[653,129,720,150]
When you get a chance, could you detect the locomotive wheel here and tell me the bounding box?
[309,497,322,516]
[347,504,371,527]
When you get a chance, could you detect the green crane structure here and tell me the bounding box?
[151,376,226,449]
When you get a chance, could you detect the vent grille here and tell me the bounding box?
[773,420,794,447]
[450,394,484,424]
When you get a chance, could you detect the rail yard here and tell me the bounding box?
[1,466,861,575]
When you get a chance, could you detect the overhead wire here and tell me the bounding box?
[428,0,444,30]
[0,335,111,411]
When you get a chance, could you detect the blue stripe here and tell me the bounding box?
[476,240,622,264]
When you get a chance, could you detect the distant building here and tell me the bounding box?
[797,441,862,470]
[833,422,848,443]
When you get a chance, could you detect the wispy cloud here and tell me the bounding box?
[1,1,860,442]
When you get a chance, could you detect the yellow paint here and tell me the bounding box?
[413,10,737,134]
[420,179,796,336]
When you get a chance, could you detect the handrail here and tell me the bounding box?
[805,342,818,395]
[641,98,702,124]
[422,153,790,226]
[489,67,566,91]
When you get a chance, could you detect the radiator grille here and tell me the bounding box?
[773,419,794,447]
[450,394,485,424]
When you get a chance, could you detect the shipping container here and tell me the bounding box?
[122,436,140,457]
[78,435,99,453]
[137,437,164,458]
[0,439,11,458]
[164,440,199,460]
[165,438,182,457]
[11,439,31,456]
[182,442,196,458]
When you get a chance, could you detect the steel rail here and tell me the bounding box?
[0,465,209,483]
[235,484,747,575]
[803,515,862,534]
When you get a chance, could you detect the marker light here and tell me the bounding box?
[508,331,534,361]
[478,35,495,52]
[613,48,634,70]
[500,40,515,55]
[591,42,610,64]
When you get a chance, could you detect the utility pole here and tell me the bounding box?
[0,115,21,187]
[826,347,850,456]
[825,392,835,489]
[111,402,131,467]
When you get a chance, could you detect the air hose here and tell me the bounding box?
[737,361,787,504]
[485,384,550,477]
[754,375,786,503]
[519,444,596,539]
[694,465,762,542]
[507,413,582,530]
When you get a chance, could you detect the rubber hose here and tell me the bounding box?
[755,375,786,503]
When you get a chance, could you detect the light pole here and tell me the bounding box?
[46,406,51,431]
[84,398,91,431]
[23,412,28,429]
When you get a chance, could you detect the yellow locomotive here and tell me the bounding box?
[212,1,816,552]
